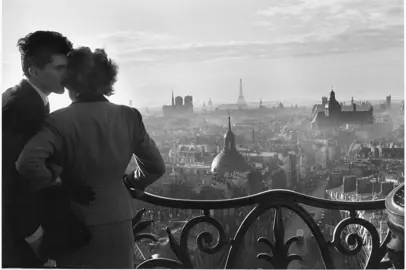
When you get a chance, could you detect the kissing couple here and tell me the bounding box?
[3,30,166,268]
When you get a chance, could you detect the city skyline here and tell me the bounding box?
[2,0,404,111]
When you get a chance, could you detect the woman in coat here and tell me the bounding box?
[16,47,166,268]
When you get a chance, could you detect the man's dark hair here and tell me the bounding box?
[17,31,73,77]
[66,47,118,96]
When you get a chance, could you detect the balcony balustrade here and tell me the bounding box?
[130,184,404,269]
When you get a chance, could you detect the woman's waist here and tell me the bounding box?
[70,187,135,225]
[62,174,125,188]
[71,181,129,198]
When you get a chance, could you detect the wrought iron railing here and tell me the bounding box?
[130,188,404,269]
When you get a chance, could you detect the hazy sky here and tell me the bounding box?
[2,0,404,111]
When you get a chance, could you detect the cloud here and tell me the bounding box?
[254,0,403,33]
[109,24,402,65]
[98,1,403,65]
[94,30,179,62]
[96,31,178,48]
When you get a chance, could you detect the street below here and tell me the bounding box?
[282,180,346,269]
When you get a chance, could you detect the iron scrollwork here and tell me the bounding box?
[132,188,394,269]
[330,217,391,269]
[137,211,230,269]
[256,207,304,269]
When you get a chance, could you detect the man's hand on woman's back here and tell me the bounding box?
[70,185,96,205]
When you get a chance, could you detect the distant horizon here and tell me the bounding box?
[3,0,404,112]
[134,97,405,110]
[127,86,404,108]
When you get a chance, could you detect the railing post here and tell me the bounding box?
[385,184,404,269]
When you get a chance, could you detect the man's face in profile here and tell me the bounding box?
[37,54,68,94]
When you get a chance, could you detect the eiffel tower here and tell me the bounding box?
[237,78,247,109]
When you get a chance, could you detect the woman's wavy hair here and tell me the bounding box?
[65,47,118,96]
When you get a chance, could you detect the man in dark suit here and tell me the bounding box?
[15,47,166,268]
[2,30,73,267]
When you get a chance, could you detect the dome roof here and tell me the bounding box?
[211,115,250,175]
[211,150,250,175]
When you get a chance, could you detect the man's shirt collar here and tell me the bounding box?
[25,77,49,106]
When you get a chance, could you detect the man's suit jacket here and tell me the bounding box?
[16,94,166,226]
[3,79,50,232]
[2,80,49,266]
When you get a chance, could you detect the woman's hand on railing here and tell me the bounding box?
[123,171,146,199]
[128,187,146,199]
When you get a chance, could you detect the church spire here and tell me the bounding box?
[228,111,231,131]
[224,112,236,151]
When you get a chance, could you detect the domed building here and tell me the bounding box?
[211,116,263,195]
[211,116,250,177]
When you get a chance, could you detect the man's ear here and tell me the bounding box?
[28,66,39,79]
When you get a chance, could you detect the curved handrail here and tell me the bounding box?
[133,188,390,269]
[135,188,386,210]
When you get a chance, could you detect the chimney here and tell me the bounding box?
[377,144,382,157]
